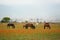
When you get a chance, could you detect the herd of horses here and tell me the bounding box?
[7,22,51,29]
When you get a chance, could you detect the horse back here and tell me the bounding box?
[44,23,50,26]
[7,24,14,26]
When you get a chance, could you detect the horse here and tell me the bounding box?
[35,22,39,27]
[44,22,51,29]
[23,23,35,29]
[7,23,15,29]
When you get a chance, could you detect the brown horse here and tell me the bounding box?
[7,23,15,29]
[23,23,35,29]
[44,22,51,29]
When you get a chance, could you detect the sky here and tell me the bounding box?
[0,0,60,22]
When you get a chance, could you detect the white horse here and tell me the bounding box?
[35,22,39,27]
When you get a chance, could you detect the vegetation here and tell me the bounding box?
[1,17,11,23]
[0,23,60,40]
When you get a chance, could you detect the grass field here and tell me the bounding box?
[0,23,60,40]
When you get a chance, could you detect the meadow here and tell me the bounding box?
[0,23,60,40]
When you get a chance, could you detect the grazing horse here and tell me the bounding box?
[7,23,15,29]
[23,23,35,29]
[44,22,51,29]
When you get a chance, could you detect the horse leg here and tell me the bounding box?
[25,26,28,29]
[23,26,25,28]
[48,26,51,29]
[7,25,10,28]
[44,26,46,29]
[12,25,15,29]
[23,25,28,29]
[31,26,35,29]
[13,26,15,29]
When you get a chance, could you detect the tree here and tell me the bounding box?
[1,17,11,23]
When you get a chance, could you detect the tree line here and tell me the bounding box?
[0,17,43,23]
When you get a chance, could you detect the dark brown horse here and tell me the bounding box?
[7,23,15,29]
[44,22,51,29]
[23,23,35,29]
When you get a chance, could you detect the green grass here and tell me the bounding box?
[0,23,60,40]
[0,32,60,40]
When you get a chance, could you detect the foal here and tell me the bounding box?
[44,22,51,29]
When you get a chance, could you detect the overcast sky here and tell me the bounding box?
[0,0,60,22]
